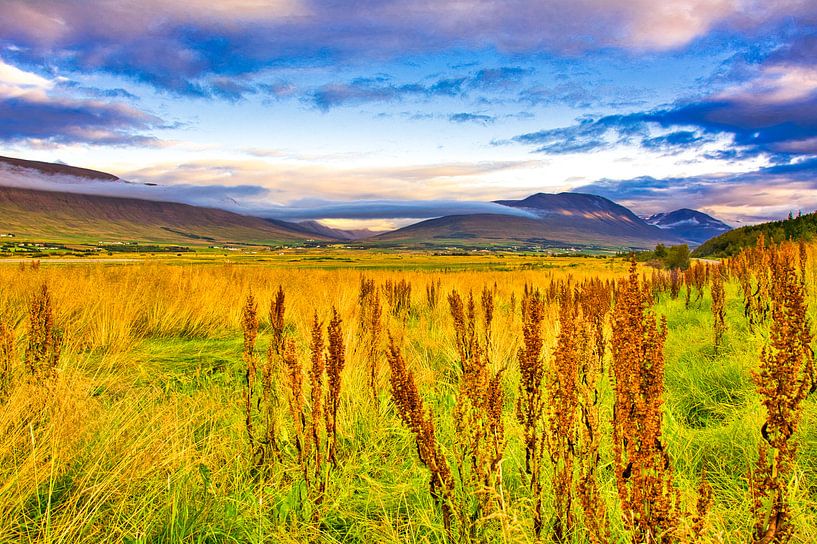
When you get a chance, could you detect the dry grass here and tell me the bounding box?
[611,258,678,543]
[0,252,814,543]
[750,243,813,543]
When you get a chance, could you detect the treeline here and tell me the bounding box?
[693,210,817,258]
[626,243,691,270]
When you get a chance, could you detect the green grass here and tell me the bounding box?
[1,259,816,542]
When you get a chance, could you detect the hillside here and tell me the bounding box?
[646,208,731,245]
[692,211,817,257]
[373,211,680,249]
[0,156,700,250]
[374,192,682,249]
[494,192,682,244]
[0,155,120,181]
[497,192,644,224]
[297,220,376,241]
[0,186,332,245]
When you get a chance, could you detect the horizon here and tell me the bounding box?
[1,1,816,230]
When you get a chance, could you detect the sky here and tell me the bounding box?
[1,0,816,230]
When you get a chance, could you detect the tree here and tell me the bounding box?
[665,244,690,270]
[654,243,667,259]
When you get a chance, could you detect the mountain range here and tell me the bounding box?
[646,209,731,245]
[0,155,731,249]
[377,193,683,248]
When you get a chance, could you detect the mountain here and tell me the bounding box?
[0,155,120,182]
[377,192,684,249]
[375,192,683,249]
[0,186,333,245]
[693,211,817,258]
[297,220,376,241]
[646,209,731,245]
[493,192,677,243]
[0,155,695,250]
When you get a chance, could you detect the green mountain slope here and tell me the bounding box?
[0,186,331,245]
[692,211,817,257]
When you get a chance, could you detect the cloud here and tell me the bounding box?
[249,199,539,221]
[308,81,417,110]
[207,77,258,102]
[0,163,269,210]
[574,158,817,223]
[513,61,817,159]
[469,67,533,89]
[0,59,164,146]
[517,80,647,109]
[0,160,539,224]
[5,1,810,96]
[56,80,140,100]
[3,150,814,227]
[0,154,545,225]
[0,96,162,146]
[640,131,709,152]
[121,158,544,203]
[258,81,297,101]
[449,113,495,125]
[0,59,51,96]
[305,68,528,110]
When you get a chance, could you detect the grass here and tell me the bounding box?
[0,252,815,542]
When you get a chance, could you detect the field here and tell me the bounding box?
[0,249,815,543]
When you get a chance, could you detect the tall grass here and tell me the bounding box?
[0,254,814,542]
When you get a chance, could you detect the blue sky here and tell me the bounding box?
[1,0,816,229]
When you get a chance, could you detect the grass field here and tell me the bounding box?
[0,250,815,543]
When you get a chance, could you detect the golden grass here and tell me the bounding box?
[0,251,814,542]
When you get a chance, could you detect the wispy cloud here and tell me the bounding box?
[121,158,545,203]
[449,112,495,125]
[0,161,539,223]
[305,67,530,110]
[250,199,539,221]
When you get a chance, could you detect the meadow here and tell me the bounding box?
[0,248,814,543]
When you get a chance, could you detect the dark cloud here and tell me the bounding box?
[0,94,164,146]
[767,34,817,67]
[513,84,817,158]
[1,1,816,100]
